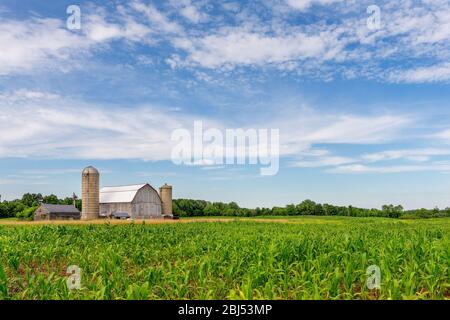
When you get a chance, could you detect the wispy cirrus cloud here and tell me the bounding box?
[437,129,450,140]
[167,1,450,82]
[0,89,60,102]
[290,155,356,168]
[169,0,208,24]
[292,146,450,174]
[286,0,343,11]
[0,92,195,160]
[329,163,450,174]
[0,17,89,75]
[0,1,178,75]
[130,1,183,34]
[18,169,81,175]
[0,88,416,163]
[0,0,449,83]
[362,148,450,163]
[171,28,336,69]
[388,63,450,83]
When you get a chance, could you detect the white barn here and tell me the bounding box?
[99,184,163,219]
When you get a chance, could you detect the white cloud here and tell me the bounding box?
[286,0,342,11]
[291,156,356,168]
[0,177,50,186]
[0,89,415,164]
[389,63,450,83]
[0,97,198,161]
[0,7,154,75]
[298,115,411,144]
[0,90,60,103]
[130,1,183,34]
[84,12,152,42]
[362,148,450,162]
[0,18,89,75]
[0,1,186,76]
[409,5,450,44]
[18,169,81,175]
[295,146,450,174]
[1,1,449,82]
[84,15,123,42]
[329,163,450,174]
[167,1,450,82]
[1,88,446,176]
[177,0,208,23]
[165,54,183,69]
[262,112,413,158]
[173,28,335,69]
[180,6,204,23]
[437,129,450,140]
[221,2,240,13]
[0,179,18,185]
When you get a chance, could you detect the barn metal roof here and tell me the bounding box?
[41,204,80,214]
[100,184,147,204]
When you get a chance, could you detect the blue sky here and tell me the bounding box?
[0,0,450,209]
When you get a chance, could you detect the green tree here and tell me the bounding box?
[296,200,317,215]
[21,193,43,207]
[204,203,220,216]
[43,194,59,204]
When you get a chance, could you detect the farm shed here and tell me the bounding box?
[34,204,81,221]
[99,184,163,219]
[111,212,131,220]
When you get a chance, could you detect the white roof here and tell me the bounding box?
[100,184,147,203]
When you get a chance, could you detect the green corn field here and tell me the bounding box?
[0,216,448,300]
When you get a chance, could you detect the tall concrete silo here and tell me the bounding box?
[81,166,100,220]
[159,183,173,216]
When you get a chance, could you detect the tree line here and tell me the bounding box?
[173,199,450,219]
[0,193,81,220]
[0,193,449,220]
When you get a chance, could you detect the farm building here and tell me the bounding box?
[34,204,80,221]
[80,166,173,220]
[99,183,168,219]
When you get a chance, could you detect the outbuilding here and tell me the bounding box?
[34,204,81,221]
[111,211,131,220]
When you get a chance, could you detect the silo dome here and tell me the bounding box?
[82,166,99,175]
[81,166,100,220]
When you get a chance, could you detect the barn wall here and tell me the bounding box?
[132,185,162,219]
[100,203,132,217]
[34,207,50,221]
[49,213,80,220]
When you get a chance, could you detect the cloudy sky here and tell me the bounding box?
[1,0,450,209]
